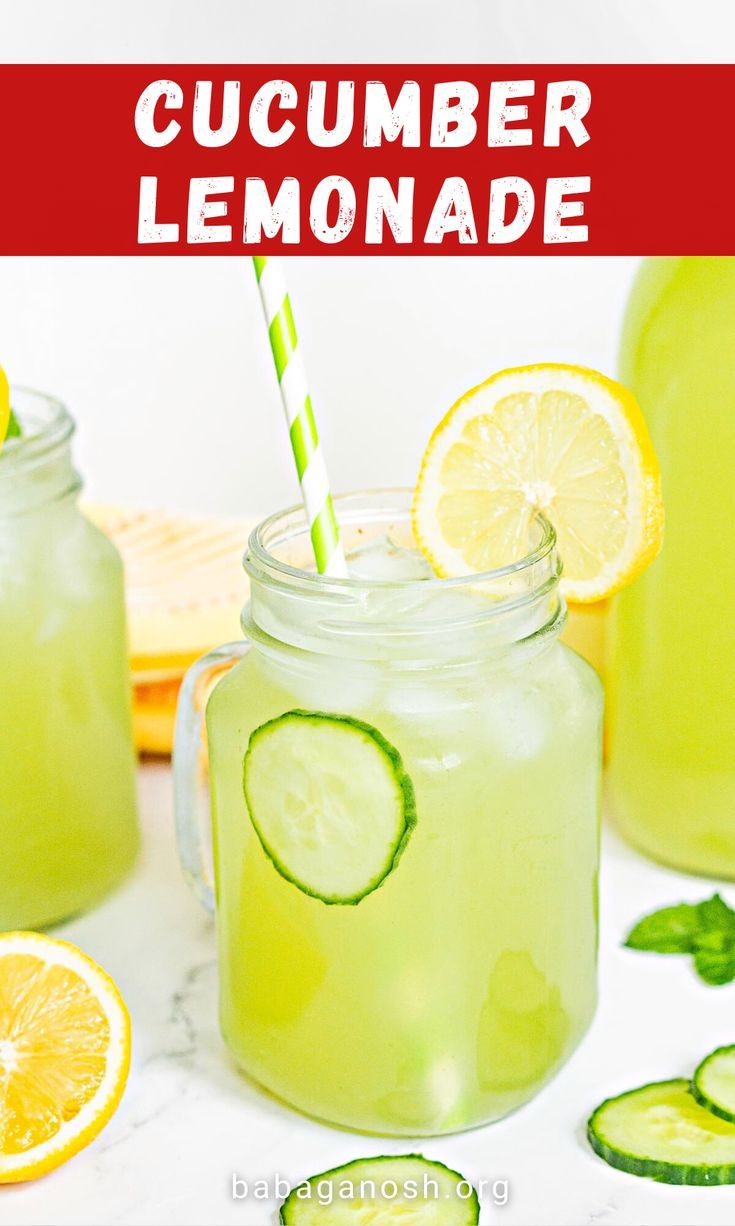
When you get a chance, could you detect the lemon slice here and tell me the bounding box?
[0,364,10,449]
[412,364,664,602]
[0,933,131,1183]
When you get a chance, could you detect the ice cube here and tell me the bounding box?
[377,1051,467,1131]
[481,679,548,760]
[259,651,380,714]
[383,673,469,723]
[347,535,435,582]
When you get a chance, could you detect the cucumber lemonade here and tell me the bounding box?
[610,257,735,876]
[201,491,602,1134]
[0,390,139,930]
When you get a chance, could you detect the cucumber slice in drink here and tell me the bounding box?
[588,1078,735,1184]
[243,711,417,905]
[693,1045,735,1123]
[280,1155,479,1224]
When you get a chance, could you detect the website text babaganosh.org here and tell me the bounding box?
[232,1170,510,1208]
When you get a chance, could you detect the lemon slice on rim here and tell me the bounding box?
[0,932,131,1183]
[0,364,10,450]
[412,363,664,602]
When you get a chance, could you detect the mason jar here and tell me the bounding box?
[175,490,602,1135]
[0,389,139,930]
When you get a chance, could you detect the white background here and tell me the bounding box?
[1,0,733,517]
[0,256,639,516]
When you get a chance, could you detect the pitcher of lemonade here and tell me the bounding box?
[0,389,139,930]
[609,257,735,877]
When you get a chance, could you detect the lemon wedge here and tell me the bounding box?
[412,363,664,602]
[0,932,131,1183]
[0,365,10,450]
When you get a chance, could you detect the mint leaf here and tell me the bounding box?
[694,928,734,952]
[624,902,702,953]
[694,946,735,986]
[5,408,21,439]
[697,893,735,936]
[624,893,735,985]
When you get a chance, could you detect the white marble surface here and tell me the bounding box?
[5,764,735,1226]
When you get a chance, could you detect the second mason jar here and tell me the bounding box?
[175,491,602,1135]
[0,390,139,930]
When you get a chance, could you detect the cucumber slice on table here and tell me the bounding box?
[588,1078,735,1185]
[693,1045,735,1123]
[243,711,417,905]
[280,1154,479,1224]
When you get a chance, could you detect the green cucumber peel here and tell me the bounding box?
[588,1078,735,1185]
[279,1154,480,1224]
[692,1045,735,1123]
[243,710,417,906]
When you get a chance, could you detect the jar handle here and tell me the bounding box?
[173,641,249,914]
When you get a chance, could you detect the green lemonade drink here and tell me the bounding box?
[178,492,602,1135]
[610,257,735,876]
[0,391,139,930]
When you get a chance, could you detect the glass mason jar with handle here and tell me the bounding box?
[0,389,139,930]
[610,257,735,877]
[175,490,602,1136]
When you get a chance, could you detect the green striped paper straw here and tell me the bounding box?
[252,256,348,577]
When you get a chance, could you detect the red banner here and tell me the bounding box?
[0,64,730,254]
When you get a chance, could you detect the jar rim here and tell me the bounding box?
[243,490,564,662]
[1,387,74,472]
[245,487,558,592]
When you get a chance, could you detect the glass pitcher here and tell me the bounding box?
[610,257,735,877]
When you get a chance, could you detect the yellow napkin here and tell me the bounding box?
[88,506,253,755]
